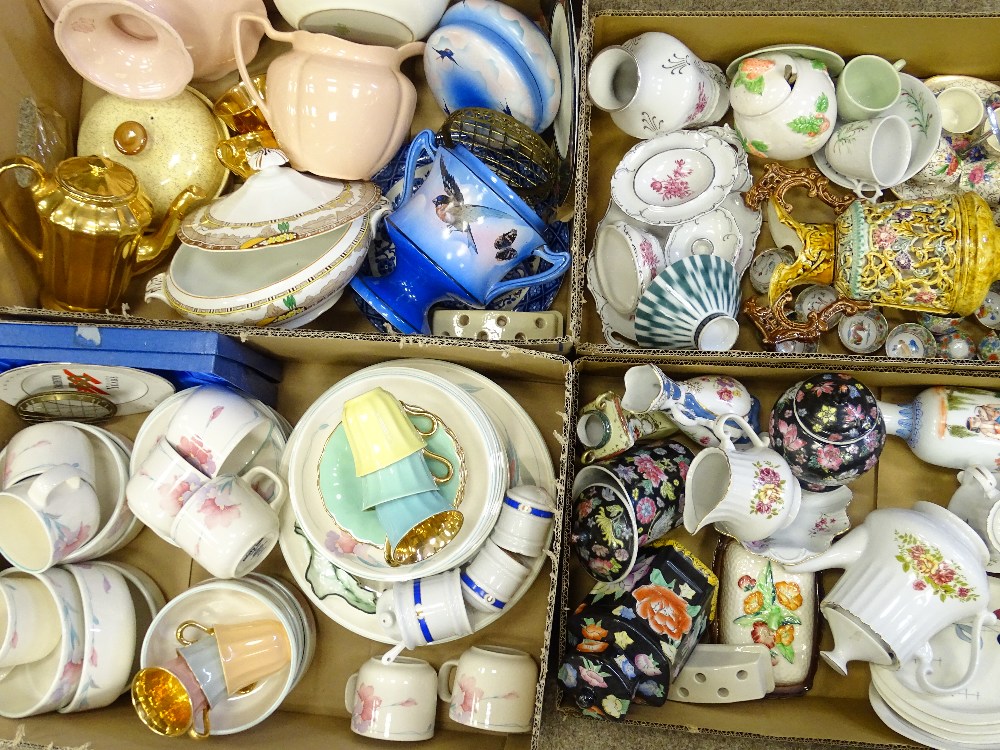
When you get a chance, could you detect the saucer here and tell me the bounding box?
[726,44,845,80]
[884,74,943,185]
[611,130,740,226]
[319,409,464,545]
[586,254,639,348]
[284,366,506,581]
[278,358,556,643]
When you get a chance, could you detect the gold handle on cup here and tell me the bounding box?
[176,620,214,646]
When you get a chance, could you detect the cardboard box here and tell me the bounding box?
[569,3,1000,362]
[0,0,575,352]
[560,353,1000,746]
[0,332,572,749]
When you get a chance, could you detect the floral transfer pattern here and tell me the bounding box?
[732,58,775,95]
[750,461,786,519]
[649,159,694,202]
[449,674,518,723]
[352,682,420,734]
[894,531,979,603]
[732,561,802,665]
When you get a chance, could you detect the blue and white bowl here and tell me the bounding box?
[633,254,741,350]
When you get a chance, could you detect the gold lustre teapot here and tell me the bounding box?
[0,155,205,312]
[745,164,1000,317]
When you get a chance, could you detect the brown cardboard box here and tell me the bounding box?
[0,0,575,352]
[560,354,1000,746]
[0,328,572,749]
[569,4,1000,361]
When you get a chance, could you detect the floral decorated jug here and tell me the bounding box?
[789,501,995,694]
[879,386,1000,470]
[745,164,1000,316]
[621,365,760,447]
[768,372,885,491]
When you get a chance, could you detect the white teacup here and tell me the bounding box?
[590,221,666,316]
[2,421,96,490]
[0,574,61,678]
[165,386,275,478]
[824,115,911,189]
[947,466,1000,561]
[460,539,531,613]
[938,85,985,134]
[376,568,471,650]
[683,414,802,543]
[169,467,285,579]
[0,465,100,572]
[126,436,211,540]
[345,655,437,741]
[438,645,538,734]
[489,485,555,558]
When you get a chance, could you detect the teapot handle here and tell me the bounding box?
[0,156,47,264]
[232,13,290,129]
[743,162,856,217]
[913,609,998,695]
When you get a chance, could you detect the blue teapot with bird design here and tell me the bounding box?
[350,129,571,334]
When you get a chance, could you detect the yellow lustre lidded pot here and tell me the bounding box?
[747,163,1000,317]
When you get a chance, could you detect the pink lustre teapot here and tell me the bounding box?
[233,14,425,180]
[789,501,995,694]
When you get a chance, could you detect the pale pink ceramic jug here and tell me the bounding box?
[233,14,425,181]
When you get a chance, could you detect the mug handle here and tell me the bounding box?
[344,671,359,713]
[711,414,765,451]
[913,609,998,694]
[400,130,439,202]
[26,464,86,508]
[242,466,286,509]
[484,244,571,303]
[437,659,459,702]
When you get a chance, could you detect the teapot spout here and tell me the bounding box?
[134,186,207,274]
[785,525,869,573]
[765,198,836,303]
[820,604,895,675]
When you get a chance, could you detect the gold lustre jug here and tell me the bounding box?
[745,164,1000,316]
[0,155,205,312]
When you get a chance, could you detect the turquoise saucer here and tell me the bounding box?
[319,410,463,545]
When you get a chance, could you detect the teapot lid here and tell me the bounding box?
[55,156,140,205]
[178,161,381,251]
[791,373,881,445]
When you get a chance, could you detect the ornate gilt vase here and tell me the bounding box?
[746,164,1000,316]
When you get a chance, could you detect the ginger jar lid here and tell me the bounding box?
[790,373,881,445]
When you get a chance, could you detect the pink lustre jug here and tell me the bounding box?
[233,14,424,181]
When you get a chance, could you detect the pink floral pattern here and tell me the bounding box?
[749,461,785,519]
[872,225,898,249]
[351,683,382,732]
[684,81,708,124]
[639,238,657,269]
[196,490,241,529]
[177,435,217,476]
[896,532,978,602]
[649,159,694,201]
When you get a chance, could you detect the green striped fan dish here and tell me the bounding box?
[634,254,741,350]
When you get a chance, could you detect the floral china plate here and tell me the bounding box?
[277,358,556,643]
[726,43,845,80]
[611,130,740,226]
[284,366,506,582]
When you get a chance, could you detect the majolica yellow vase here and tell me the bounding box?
[746,164,1000,316]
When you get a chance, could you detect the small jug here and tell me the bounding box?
[0,155,204,312]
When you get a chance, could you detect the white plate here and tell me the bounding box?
[611,131,740,226]
[586,252,639,349]
[869,684,1000,750]
[277,359,556,643]
[283,366,506,582]
[726,44,845,80]
[0,363,174,416]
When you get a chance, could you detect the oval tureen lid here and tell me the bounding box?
[178,156,381,251]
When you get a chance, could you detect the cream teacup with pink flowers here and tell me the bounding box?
[345,655,437,741]
[126,436,211,541]
[438,645,537,733]
[589,220,666,317]
[169,467,285,579]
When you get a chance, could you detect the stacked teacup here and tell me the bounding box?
[126,385,286,578]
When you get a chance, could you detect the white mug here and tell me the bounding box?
[490,485,555,558]
[165,386,275,477]
[590,221,666,316]
[0,574,61,678]
[169,467,285,579]
[375,568,471,650]
[460,539,531,613]
[0,465,100,572]
[2,421,96,490]
[438,645,537,733]
[345,655,437,741]
[824,115,911,189]
[126,436,211,540]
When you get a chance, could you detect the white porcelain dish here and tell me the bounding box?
[93,561,165,683]
[611,131,740,226]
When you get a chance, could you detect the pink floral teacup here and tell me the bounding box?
[345,655,437,741]
[589,220,666,317]
[438,645,537,733]
[126,436,211,541]
[169,467,285,579]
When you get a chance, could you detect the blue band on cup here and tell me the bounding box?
[412,579,433,643]
[503,495,554,518]
[460,571,505,609]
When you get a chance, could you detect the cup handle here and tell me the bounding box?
[483,243,571,303]
[344,671,359,713]
[176,620,213,646]
[400,130,439,202]
[437,659,459,702]
[892,59,907,71]
[188,707,211,739]
[144,273,170,307]
[242,466,286,509]
[26,464,85,507]
[712,414,764,450]
[913,609,997,694]
[966,465,999,499]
